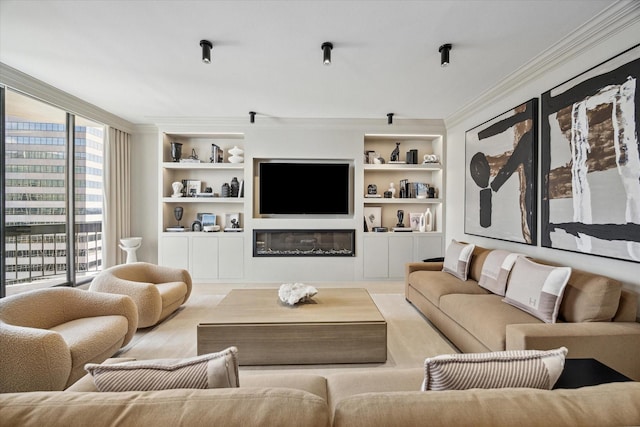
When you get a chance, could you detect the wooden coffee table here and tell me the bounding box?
[197,288,387,365]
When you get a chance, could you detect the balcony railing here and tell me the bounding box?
[4,222,103,287]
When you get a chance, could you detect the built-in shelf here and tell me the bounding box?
[363,198,442,204]
[162,162,244,170]
[162,197,244,203]
[363,164,442,171]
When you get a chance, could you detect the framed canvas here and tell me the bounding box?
[364,207,382,231]
[224,212,241,230]
[541,44,640,262]
[465,98,538,245]
[185,180,201,197]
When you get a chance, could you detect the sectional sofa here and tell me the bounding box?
[405,243,640,380]
[1,368,639,426]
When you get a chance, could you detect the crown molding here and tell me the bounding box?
[0,62,135,133]
[445,1,640,129]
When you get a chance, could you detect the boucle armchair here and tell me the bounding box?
[0,287,138,392]
[89,262,192,328]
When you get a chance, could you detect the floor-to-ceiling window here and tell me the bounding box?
[2,88,104,296]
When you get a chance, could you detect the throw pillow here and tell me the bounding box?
[478,250,522,296]
[421,347,567,391]
[85,347,239,392]
[442,240,475,281]
[503,257,572,323]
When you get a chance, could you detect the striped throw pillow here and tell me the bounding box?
[421,347,567,391]
[85,347,239,392]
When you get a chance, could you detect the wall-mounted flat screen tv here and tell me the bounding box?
[259,162,350,215]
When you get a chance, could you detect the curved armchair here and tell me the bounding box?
[90,262,192,328]
[0,287,138,392]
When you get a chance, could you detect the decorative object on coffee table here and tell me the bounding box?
[278,283,318,306]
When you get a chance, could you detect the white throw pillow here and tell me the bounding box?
[422,347,567,391]
[478,250,522,296]
[85,347,239,392]
[442,240,475,281]
[503,257,571,323]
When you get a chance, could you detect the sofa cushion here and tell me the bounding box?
[503,257,571,323]
[85,347,238,392]
[440,294,542,351]
[157,281,188,308]
[421,347,567,391]
[467,245,493,282]
[51,315,129,367]
[560,268,623,322]
[0,388,331,427]
[409,271,489,307]
[478,250,521,296]
[442,240,475,280]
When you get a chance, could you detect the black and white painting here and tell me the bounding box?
[541,44,640,262]
[465,99,538,245]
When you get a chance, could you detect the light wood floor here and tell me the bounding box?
[117,281,457,376]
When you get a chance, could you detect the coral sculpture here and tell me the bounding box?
[278,283,318,306]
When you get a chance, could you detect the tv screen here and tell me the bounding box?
[259,162,350,215]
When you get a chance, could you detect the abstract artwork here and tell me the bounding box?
[541,44,640,262]
[465,99,538,245]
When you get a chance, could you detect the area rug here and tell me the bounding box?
[117,292,457,376]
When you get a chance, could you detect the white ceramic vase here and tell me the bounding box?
[228,146,244,164]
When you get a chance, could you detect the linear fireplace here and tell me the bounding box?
[253,229,355,257]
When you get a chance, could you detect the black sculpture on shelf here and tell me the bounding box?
[396,209,404,227]
[174,206,184,228]
[390,142,400,162]
[170,142,182,162]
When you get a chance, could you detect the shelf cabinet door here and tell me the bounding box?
[219,236,244,279]
[191,236,219,280]
[388,235,414,278]
[414,235,443,261]
[159,235,189,270]
[363,235,389,278]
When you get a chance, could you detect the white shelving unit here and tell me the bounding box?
[361,133,445,279]
[158,132,246,281]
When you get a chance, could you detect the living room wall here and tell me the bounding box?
[445,18,640,312]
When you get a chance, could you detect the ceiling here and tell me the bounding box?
[0,0,615,125]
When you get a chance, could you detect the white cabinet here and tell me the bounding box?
[159,235,189,270]
[159,233,244,282]
[363,233,443,279]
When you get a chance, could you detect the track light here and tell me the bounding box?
[321,42,333,65]
[387,113,394,125]
[200,40,213,64]
[249,111,256,123]
[439,43,452,67]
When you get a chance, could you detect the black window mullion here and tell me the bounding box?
[65,113,76,285]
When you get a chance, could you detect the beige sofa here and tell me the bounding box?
[405,244,640,381]
[90,262,192,328]
[0,288,138,393]
[1,368,639,426]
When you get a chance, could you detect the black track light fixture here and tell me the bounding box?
[249,111,256,123]
[322,42,333,65]
[200,40,213,64]
[439,43,452,67]
[387,113,394,125]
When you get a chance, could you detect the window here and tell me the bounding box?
[2,89,105,295]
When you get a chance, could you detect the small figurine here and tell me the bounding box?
[390,142,400,162]
[388,182,396,198]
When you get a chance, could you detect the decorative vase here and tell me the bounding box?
[170,142,182,162]
[221,183,230,198]
[171,182,183,197]
[228,146,244,164]
[419,213,426,232]
[425,208,433,232]
[230,177,239,197]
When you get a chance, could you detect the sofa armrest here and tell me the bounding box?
[90,277,162,328]
[62,290,139,345]
[506,322,640,381]
[143,263,193,303]
[405,262,444,295]
[0,322,72,392]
